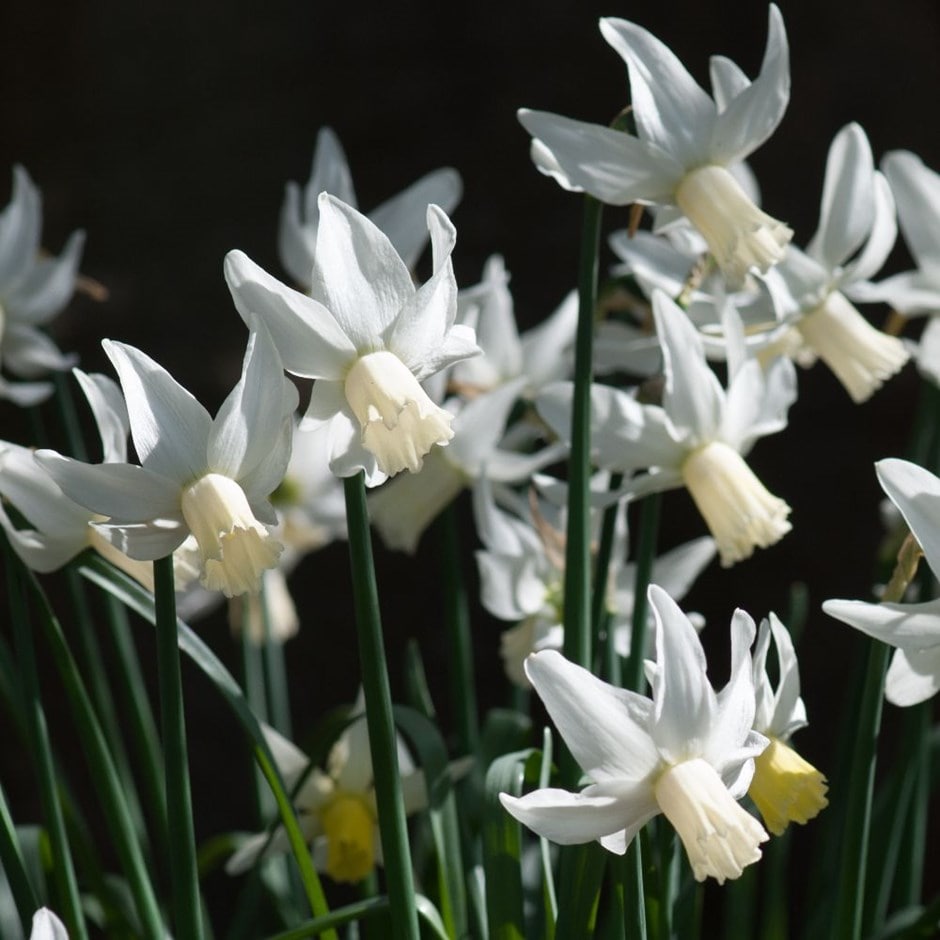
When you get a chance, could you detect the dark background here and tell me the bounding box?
[1,0,939,931]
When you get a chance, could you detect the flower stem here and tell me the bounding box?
[260,573,294,739]
[624,493,662,693]
[831,533,920,940]
[343,472,419,940]
[591,472,624,679]
[20,560,166,939]
[153,554,204,940]
[5,548,88,940]
[439,504,479,755]
[0,780,38,935]
[562,194,603,674]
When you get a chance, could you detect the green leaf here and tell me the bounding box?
[483,749,535,940]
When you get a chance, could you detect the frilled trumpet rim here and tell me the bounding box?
[675,165,792,285]
[180,472,282,598]
[796,290,910,403]
[319,793,377,884]
[344,350,454,476]
[681,441,791,568]
[748,737,828,836]
[654,758,768,885]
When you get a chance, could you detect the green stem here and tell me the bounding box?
[153,555,204,939]
[6,551,88,940]
[343,473,419,940]
[562,194,603,674]
[440,505,479,755]
[622,841,647,940]
[591,472,624,678]
[830,638,888,940]
[22,562,166,939]
[0,780,38,935]
[759,830,790,940]
[624,494,662,694]
[105,594,171,865]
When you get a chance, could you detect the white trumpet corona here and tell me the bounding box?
[344,351,454,475]
[180,473,283,597]
[675,166,792,284]
[681,441,791,567]
[796,291,909,404]
[654,758,768,884]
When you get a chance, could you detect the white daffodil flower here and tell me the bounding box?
[0,369,196,590]
[279,126,462,290]
[748,614,827,835]
[36,324,297,598]
[29,909,68,940]
[853,151,940,384]
[225,195,479,486]
[450,255,577,397]
[368,377,565,553]
[0,166,85,406]
[758,123,907,402]
[226,710,428,884]
[824,458,940,706]
[519,6,791,283]
[500,585,768,884]
[537,291,796,567]
[473,477,715,686]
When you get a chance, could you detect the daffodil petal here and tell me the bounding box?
[36,451,182,523]
[876,458,940,581]
[822,596,940,652]
[103,340,211,483]
[224,249,356,379]
[885,646,940,706]
[312,193,415,348]
[525,650,659,782]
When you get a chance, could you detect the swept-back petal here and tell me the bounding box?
[876,458,940,581]
[600,18,715,167]
[823,597,940,652]
[767,613,807,738]
[705,609,757,769]
[500,782,654,846]
[525,650,659,782]
[650,537,716,603]
[653,292,724,443]
[209,321,297,481]
[3,325,76,378]
[312,194,415,349]
[842,173,897,286]
[649,584,715,762]
[709,6,790,166]
[0,505,86,573]
[883,150,940,273]
[805,124,875,271]
[518,109,683,205]
[885,646,940,706]
[224,250,355,379]
[103,340,211,482]
[36,451,182,524]
[74,369,129,464]
[0,166,41,286]
[369,169,463,270]
[4,229,84,324]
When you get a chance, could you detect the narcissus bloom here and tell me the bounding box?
[227,711,429,884]
[748,613,827,834]
[279,126,462,290]
[37,324,297,597]
[855,151,940,384]
[472,477,714,686]
[824,459,940,705]
[225,195,479,486]
[500,585,768,884]
[519,6,791,283]
[0,166,85,406]
[537,291,796,566]
[764,123,907,402]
